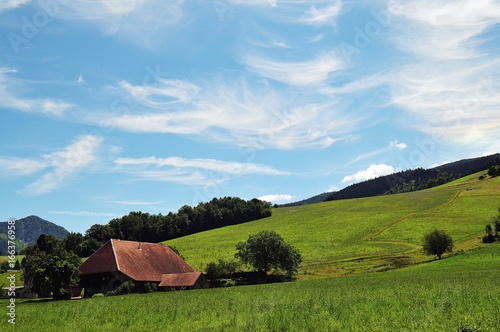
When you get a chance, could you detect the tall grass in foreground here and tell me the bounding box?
[2,244,499,332]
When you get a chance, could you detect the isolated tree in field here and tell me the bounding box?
[22,234,81,300]
[422,229,454,259]
[235,230,302,277]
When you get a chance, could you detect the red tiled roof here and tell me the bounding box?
[79,239,195,282]
[158,272,203,287]
[79,240,118,275]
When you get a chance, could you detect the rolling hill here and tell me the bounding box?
[2,169,499,331]
[283,153,500,206]
[165,170,500,279]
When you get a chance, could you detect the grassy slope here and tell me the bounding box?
[1,172,499,331]
[165,171,500,278]
[3,243,499,331]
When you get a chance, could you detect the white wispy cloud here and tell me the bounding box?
[301,1,342,26]
[115,156,290,176]
[94,76,361,150]
[321,74,388,95]
[0,158,47,176]
[386,0,500,148]
[50,211,118,217]
[118,79,199,105]
[257,194,293,202]
[0,68,73,116]
[250,27,292,49]
[346,149,386,166]
[243,52,344,86]
[121,169,226,187]
[341,164,395,184]
[0,0,29,12]
[1,135,104,195]
[390,62,500,144]
[53,0,185,48]
[229,0,345,26]
[388,0,500,60]
[113,154,291,187]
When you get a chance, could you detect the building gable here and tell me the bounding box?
[79,240,118,275]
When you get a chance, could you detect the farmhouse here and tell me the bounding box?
[79,239,208,297]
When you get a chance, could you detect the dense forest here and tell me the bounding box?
[61,197,272,257]
[284,153,500,207]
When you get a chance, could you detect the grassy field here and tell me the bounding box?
[0,256,23,290]
[1,171,499,331]
[165,172,500,278]
[1,242,499,331]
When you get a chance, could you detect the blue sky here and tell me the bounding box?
[1,0,499,233]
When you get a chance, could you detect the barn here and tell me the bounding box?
[79,239,208,297]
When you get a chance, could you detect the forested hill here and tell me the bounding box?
[0,215,69,255]
[0,215,69,243]
[283,153,500,207]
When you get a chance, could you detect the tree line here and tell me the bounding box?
[281,153,500,207]
[53,197,272,257]
[325,169,456,201]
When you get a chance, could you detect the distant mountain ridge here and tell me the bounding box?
[0,215,69,255]
[283,153,500,207]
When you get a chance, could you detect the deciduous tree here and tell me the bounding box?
[22,234,80,300]
[422,229,454,259]
[235,230,302,277]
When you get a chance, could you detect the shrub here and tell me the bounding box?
[144,283,157,293]
[106,281,135,296]
[205,259,239,280]
[482,234,496,243]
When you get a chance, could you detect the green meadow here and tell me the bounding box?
[165,172,500,277]
[2,243,499,331]
[1,171,499,331]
